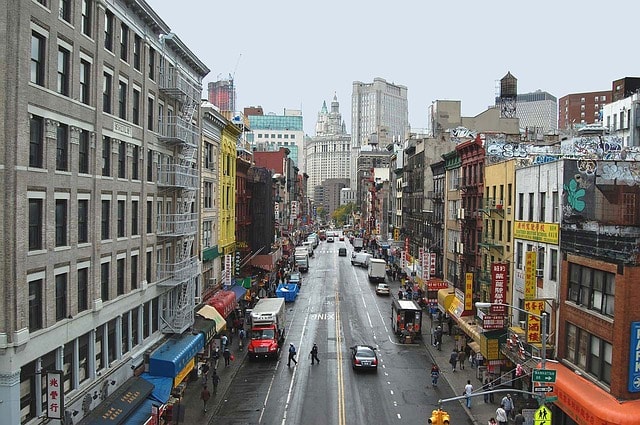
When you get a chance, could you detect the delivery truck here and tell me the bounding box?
[294,248,310,272]
[353,237,364,252]
[247,298,286,360]
[368,258,387,283]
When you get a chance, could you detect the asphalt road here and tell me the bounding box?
[211,238,472,425]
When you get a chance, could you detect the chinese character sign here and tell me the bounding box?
[46,370,63,420]
[290,200,298,216]
[429,253,436,277]
[464,273,473,311]
[491,263,507,314]
[525,251,537,299]
[524,299,544,344]
[224,254,233,286]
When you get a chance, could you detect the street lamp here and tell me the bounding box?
[475,302,547,370]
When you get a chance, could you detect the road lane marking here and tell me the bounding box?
[336,289,346,425]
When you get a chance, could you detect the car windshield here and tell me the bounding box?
[252,329,275,340]
[357,347,375,357]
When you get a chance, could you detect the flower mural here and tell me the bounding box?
[563,178,586,212]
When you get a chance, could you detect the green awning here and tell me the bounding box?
[202,246,220,261]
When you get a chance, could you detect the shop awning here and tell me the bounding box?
[437,289,455,313]
[77,377,153,425]
[451,314,482,342]
[149,333,204,378]
[206,290,237,317]
[447,295,465,318]
[196,305,227,335]
[121,374,173,425]
[467,341,481,353]
[229,284,248,301]
[546,362,640,425]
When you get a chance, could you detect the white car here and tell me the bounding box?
[375,283,390,296]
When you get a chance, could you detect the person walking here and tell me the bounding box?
[287,343,298,367]
[430,364,440,387]
[223,347,231,367]
[449,349,458,372]
[310,343,320,365]
[464,380,473,408]
[501,394,514,420]
[488,418,498,425]
[458,349,466,370]
[482,377,491,403]
[220,334,228,350]
[200,385,211,412]
[212,347,220,369]
[434,326,443,350]
[200,362,210,384]
[495,404,508,425]
[514,409,525,425]
[211,370,220,395]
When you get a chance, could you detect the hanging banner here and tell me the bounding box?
[491,263,507,314]
[46,370,64,420]
[524,299,544,343]
[464,272,473,311]
[525,251,537,299]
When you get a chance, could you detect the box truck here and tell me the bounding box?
[368,258,387,283]
[247,298,286,360]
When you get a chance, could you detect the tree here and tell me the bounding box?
[331,202,355,226]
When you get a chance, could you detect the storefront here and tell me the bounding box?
[149,332,205,386]
[122,374,173,425]
[546,362,640,425]
[77,377,154,425]
[194,304,227,358]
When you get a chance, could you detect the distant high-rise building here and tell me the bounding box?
[514,90,558,135]
[306,94,351,198]
[351,78,409,193]
[558,90,610,130]
[248,109,305,173]
[208,78,236,111]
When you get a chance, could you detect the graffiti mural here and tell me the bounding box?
[450,126,476,142]
[597,161,640,186]
[563,160,596,221]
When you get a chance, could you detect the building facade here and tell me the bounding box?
[558,90,610,130]
[248,109,305,174]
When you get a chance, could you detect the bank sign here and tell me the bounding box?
[629,321,640,392]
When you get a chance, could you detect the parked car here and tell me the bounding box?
[350,345,378,371]
[289,272,302,287]
[375,283,390,295]
[338,247,347,257]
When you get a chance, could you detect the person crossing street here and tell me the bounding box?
[310,343,320,364]
[288,343,298,367]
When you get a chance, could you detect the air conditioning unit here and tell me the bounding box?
[536,269,544,277]
[194,296,202,304]
[457,208,465,219]
[506,207,511,215]
[496,200,503,209]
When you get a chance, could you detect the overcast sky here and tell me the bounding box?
[148,0,640,135]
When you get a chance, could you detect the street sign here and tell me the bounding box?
[533,385,553,392]
[534,405,552,425]
[532,369,557,383]
[544,396,558,403]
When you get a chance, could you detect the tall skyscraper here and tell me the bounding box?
[306,94,351,199]
[208,78,236,112]
[351,78,409,193]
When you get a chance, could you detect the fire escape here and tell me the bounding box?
[156,61,201,334]
[367,168,377,235]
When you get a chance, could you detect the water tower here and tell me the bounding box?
[499,71,517,118]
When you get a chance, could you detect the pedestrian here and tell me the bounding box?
[200,362,210,384]
[514,409,525,425]
[464,380,473,408]
[458,349,466,370]
[430,364,440,387]
[239,328,245,341]
[434,326,443,350]
[449,349,458,372]
[470,351,477,368]
[287,343,298,367]
[223,347,231,367]
[200,385,211,412]
[501,394,514,420]
[488,418,498,425]
[211,369,220,395]
[495,404,508,425]
[398,290,403,300]
[482,377,491,403]
[212,346,220,369]
[310,343,320,365]
[220,334,228,350]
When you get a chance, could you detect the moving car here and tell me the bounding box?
[350,345,378,371]
[375,283,390,295]
[338,247,347,257]
[339,235,344,241]
[327,236,334,242]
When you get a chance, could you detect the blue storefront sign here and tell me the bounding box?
[149,333,204,378]
[629,322,640,392]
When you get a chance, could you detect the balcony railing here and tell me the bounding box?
[157,117,198,147]
[157,164,198,189]
[157,257,200,286]
[157,213,197,236]
[158,67,200,100]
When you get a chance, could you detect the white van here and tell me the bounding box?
[351,252,372,267]
[302,241,314,256]
[368,258,387,283]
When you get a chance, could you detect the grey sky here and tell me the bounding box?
[148,0,640,134]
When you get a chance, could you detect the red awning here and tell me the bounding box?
[206,290,236,318]
[546,362,640,425]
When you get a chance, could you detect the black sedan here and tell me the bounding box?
[350,345,378,371]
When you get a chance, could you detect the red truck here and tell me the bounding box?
[247,298,286,360]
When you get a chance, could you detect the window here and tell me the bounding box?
[59,0,71,22]
[117,258,125,295]
[550,249,558,281]
[146,200,153,233]
[567,263,615,317]
[539,192,546,222]
[132,145,139,179]
[57,46,70,96]
[55,273,67,321]
[77,199,89,243]
[77,267,88,312]
[517,193,524,220]
[95,324,104,371]
[622,193,638,225]
[31,32,46,86]
[133,34,141,70]
[101,200,110,239]
[28,279,43,331]
[146,250,152,283]
[29,198,43,250]
[203,220,212,247]
[121,312,130,354]
[56,123,68,171]
[81,0,92,37]
[104,10,114,51]
[131,307,139,346]
[516,242,523,270]
[528,193,534,221]
[29,115,44,168]
[204,181,213,208]
[131,200,139,235]
[102,136,111,176]
[118,80,127,119]
[132,88,140,125]
[79,59,91,104]
[78,130,90,173]
[565,323,612,385]
[63,341,74,392]
[55,199,68,246]
[552,191,559,222]
[147,97,154,130]
[101,262,110,301]
[120,23,129,61]
[118,141,126,178]
[117,200,125,237]
[146,149,153,181]
[131,255,138,290]
[103,72,112,113]
[78,332,90,384]
[148,47,155,80]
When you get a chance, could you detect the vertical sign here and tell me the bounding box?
[418,248,426,280]
[524,299,544,344]
[525,251,537,299]
[491,263,507,314]
[429,253,436,277]
[224,254,233,286]
[46,370,63,420]
[290,200,298,216]
[464,272,473,310]
[629,322,640,392]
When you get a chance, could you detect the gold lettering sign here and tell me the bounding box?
[514,221,559,244]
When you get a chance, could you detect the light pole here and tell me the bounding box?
[475,302,548,403]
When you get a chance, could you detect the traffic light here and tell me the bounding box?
[427,408,450,425]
